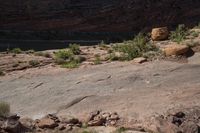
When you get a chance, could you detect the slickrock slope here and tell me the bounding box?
[1,53,200,121]
[0,0,200,32]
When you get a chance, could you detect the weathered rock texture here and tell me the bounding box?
[0,0,200,32]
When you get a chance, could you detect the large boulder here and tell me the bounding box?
[163,44,189,56]
[151,27,169,41]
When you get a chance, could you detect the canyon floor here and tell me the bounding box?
[1,51,200,122]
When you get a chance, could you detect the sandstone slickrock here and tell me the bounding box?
[151,27,169,41]
[164,44,189,56]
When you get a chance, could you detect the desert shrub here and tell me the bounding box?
[29,60,40,66]
[107,53,121,61]
[61,60,80,68]
[169,24,189,43]
[113,33,157,60]
[55,49,73,60]
[54,49,85,68]
[93,55,101,65]
[11,48,22,54]
[0,101,10,117]
[69,44,81,55]
[190,31,199,38]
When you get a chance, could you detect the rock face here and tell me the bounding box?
[0,0,200,32]
[164,44,189,56]
[151,27,169,41]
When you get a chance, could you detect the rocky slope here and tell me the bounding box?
[0,0,200,32]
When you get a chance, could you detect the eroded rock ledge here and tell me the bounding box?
[1,107,200,133]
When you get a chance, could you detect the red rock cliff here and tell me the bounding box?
[0,0,200,32]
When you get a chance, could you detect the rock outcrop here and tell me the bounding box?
[0,0,200,33]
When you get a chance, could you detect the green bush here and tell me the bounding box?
[0,101,10,117]
[54,49,86,68]
[190,31,199,38]
[169,24,189,43]
[29,60,40,66]
[61,60,80,68]
[11,48,22,54]
[55,49,73,60]
[69,44,81,55]
[108,53,120,61]
[113,33,157,60]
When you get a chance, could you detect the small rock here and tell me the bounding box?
[37,117,58,129]
[59,116,79,124]
[110,120,117,126]
[172,117,184,126]
[58,124,66,130]
[2,119,23,133]
[65,125,72,131]
[88,119,105,126]
[163,44,189,56]
[151,27,169,41]
[72,125,81,130]
[94,115,103,121]
[109,114,119,120]
[173,112,185,118]
[19,117,35,131]
[6,114,20,120]
[133,57,147,64]
[102,113,111,119]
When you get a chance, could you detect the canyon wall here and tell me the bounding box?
[0,0,200,37]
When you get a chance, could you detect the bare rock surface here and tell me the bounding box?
[0,52,200,124]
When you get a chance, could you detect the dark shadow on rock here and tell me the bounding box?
[185,48,195,58]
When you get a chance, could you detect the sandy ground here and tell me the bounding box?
[0,53,200,122]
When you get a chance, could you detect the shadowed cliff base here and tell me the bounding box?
[0,0,200,41]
